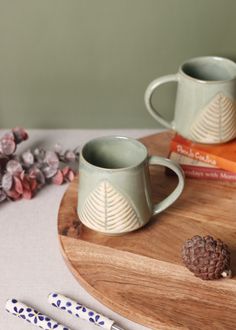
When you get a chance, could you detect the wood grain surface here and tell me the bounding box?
[58,131,236,330]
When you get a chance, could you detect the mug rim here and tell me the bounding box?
[80,135,148,171]
[179,56,236,84]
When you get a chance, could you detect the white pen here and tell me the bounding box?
[48,293,125,330]
[6,298,71,330]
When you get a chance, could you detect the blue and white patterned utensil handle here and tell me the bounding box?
[5,299,71,330]
[48,293,115,330]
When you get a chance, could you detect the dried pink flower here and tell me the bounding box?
[0,128,78,204]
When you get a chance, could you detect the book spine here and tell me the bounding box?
[181,164,236,182]
[170,140,236,174]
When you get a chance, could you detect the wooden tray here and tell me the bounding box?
[58,131,236,330]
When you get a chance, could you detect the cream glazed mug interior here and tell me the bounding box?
[144,56,236,143]
[77,136,185,235]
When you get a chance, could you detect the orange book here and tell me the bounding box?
[168,151,236,182]
[170,134,236,174]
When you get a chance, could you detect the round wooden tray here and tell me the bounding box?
[58,131,236,330]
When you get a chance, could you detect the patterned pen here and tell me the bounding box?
[5,298,71,330]
[48,293,125,330]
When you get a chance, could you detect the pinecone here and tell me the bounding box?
[182,235,232,280]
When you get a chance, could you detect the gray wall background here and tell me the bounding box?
[0,0,236,128]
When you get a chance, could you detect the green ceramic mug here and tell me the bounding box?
[77,136,185,235]
[145,56,236,143]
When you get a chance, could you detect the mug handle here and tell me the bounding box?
[144,74,179,129]
[149,155,185,215]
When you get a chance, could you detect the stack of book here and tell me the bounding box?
[168,133,236,182]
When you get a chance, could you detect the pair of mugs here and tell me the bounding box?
[78,56,236,235]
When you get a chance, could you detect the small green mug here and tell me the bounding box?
[145,56,236,143]
[77,136,185,235]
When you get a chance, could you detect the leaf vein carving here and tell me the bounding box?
[80,181,141,233]
[190,93,236,143]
